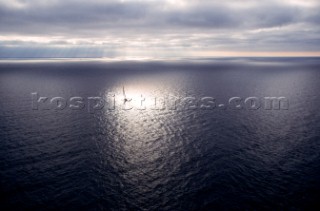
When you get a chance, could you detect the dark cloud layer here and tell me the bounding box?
[0,0,319,57]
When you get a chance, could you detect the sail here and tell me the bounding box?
[122,86,127,100]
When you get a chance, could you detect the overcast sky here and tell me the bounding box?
[0,0,319,58]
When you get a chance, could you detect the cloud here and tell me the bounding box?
[0,0,319,57]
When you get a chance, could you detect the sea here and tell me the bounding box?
[0,57,320,210]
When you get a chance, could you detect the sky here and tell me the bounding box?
[0,0,319,58]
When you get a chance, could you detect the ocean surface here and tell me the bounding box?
[0,58,320,210]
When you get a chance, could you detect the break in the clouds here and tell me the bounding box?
[0,0,319,58]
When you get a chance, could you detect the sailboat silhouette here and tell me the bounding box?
[123,86,128,104]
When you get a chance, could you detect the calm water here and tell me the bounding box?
[0,58,320,210]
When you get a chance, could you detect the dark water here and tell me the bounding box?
[0,58,320,210]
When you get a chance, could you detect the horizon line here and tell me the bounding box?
[1,52,320,60]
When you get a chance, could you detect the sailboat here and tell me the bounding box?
[123,86,128,103]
